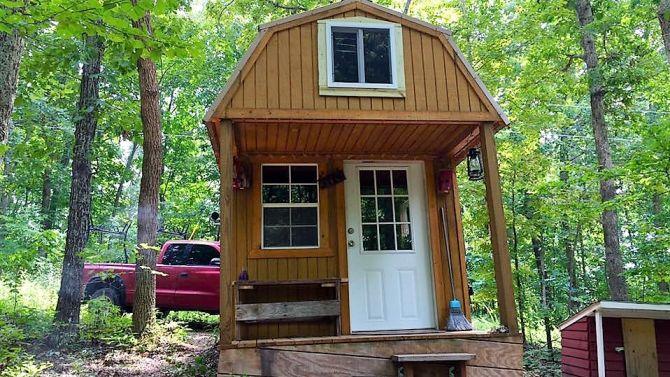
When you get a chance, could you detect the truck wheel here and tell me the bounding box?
[90,287,121,307]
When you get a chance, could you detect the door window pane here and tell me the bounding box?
[394,197,410,223]
[363,29,391,84]
[359,170,375,195]
[332,30,359,83]
[376,170,391,195]
[361,197,376,223]
[362,225,378,251]
[377,197,393,222]
[396,224,412,250]
[379,224,395,250]
[392,170,408,195]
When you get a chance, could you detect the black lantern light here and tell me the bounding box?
[466,148,484,181]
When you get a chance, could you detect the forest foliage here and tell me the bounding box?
[0,0,669,356]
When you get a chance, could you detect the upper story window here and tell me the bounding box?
[261,164,319,249]
[319,18,405,96]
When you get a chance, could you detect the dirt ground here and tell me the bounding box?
[29,331,218,377]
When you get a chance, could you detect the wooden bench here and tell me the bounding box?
[392,353,475,377]
[234,279,341,340]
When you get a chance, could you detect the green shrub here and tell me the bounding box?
[80,297,136,347]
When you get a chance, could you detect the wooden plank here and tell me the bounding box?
[410,30,427,111]
[266,38,279,109]
[392,353,475,362]
[443,48,459,112]
[465,366,523,377]
[480,122,518,334]
[277,30,291,109]
[401,28,416,111]
[257,349,395,377]
[299,24,314,110]
[254,50,267,108]
[424,160,448,329]
[622,318,659,377]
[432,37,449,112]
[225,108,497,122]
[289,26,302,110]
[219,119,235,346]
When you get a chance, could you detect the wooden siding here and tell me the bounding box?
[561,317,629,377]
[657,320,670,377]
[224,9,490,117]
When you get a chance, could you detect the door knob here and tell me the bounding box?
[348,240,355,247]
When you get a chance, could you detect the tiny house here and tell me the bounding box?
[203,0,522,375]
[559,301,670,377]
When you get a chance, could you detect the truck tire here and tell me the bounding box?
[90,287,121,307]
[84,276,126,309]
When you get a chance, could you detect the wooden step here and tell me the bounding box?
[392,353,476,363]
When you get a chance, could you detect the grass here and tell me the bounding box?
[0,271,219,377]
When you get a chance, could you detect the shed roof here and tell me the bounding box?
[203,0,509,125]
[559,301,670,331]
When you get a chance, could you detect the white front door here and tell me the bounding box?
[344,161,436,332]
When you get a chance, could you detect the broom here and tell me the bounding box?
[440,207,473,331]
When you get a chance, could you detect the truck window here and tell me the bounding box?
[162,244,189,265]
[186,245,220,266]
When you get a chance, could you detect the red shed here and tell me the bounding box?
[559,301,670,377]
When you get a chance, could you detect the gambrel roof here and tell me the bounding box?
[203,0,509,125]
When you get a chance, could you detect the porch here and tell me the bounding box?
[219,330,523,376]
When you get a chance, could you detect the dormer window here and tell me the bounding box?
[319,18,405,97]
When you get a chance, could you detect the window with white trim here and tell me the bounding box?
[261,164,319,249]
[325,21,399,89]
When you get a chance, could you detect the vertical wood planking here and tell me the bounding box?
[443,48,459,112]
[243,66,255,108]
[255,50,267,108]
[266,39,279,109]
[421,34,438,112]
[289,27,303,110]
[410,30,427,111]
[431,38,449,111]
[424,160,447,329]
[277,30,291,109]
[300,24,314,110]
[402,30,416,111]
[622,318,659,377]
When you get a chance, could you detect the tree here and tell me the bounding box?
[573,0,629,301]
[0,9,24,147]
[54,34,104,331]
[659,0,670,63]
[131,2,164,337]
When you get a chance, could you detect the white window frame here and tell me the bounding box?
[261,163,320,250]
[325,20,399,89]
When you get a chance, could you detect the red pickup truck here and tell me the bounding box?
[82,240,220,313]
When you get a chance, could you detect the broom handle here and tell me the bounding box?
[440,207,457,299]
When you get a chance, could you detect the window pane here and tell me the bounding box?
[396,224,412,250]
[291,226,318,247]
[262,185,289,203]
[363,28,391,84]
[264,226,290,247]
[379,224,395,250]
[186,245,220,266]
[292,165,317,183]
[291,207,317,226]
[332,29,359,83]
[377,197,393,222]
[264,208,290,226]
[362,224,378,251]
[291,185,317,203]
[263,165,289,183]
[360,197,376,223]
[394,196,410,222]
[359,170,375,195]
[392,170,408,195]
[376,170,391,195]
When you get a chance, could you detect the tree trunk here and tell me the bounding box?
[574,0,629,301]
[659,0,670,63]
[531,235,553,353]
[41,168,53,229]
[53,35,104,331]
[0,27,23,145]
[112,141,137,215]
[131,6,164,337]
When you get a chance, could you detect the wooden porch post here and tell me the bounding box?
[479,122,518,334]
[218,119,235,346]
